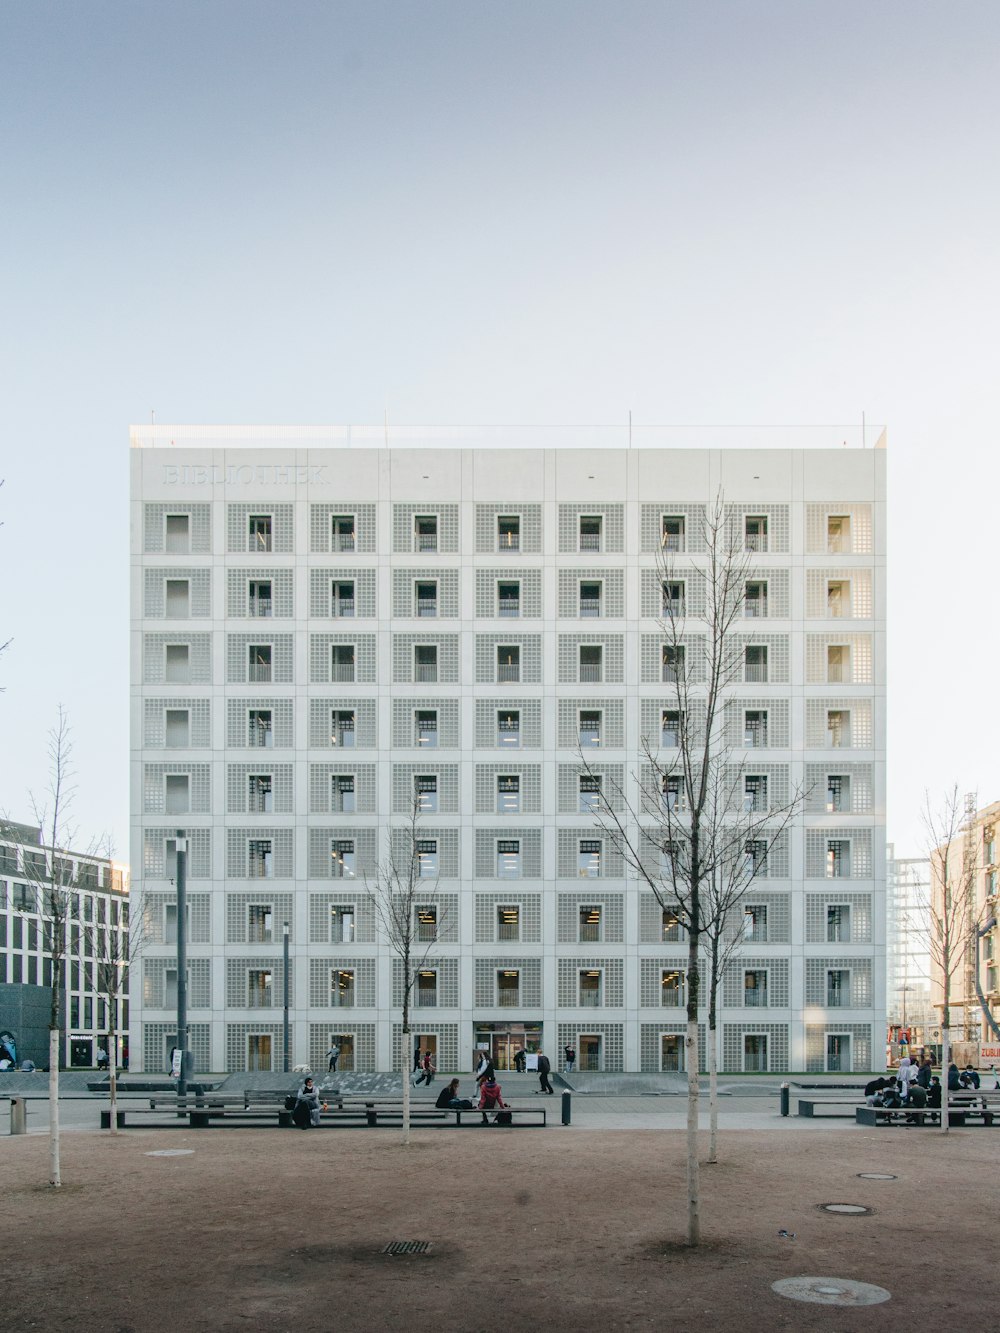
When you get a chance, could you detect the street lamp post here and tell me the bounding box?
[283,921,290,1073]
[175,831,194,1097]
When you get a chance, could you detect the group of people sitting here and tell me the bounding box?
[435,1075,510,1123]
[864,1057,993,1114]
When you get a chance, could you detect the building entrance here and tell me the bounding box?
[474,1023,542,1070]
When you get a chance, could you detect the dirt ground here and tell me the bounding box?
[1,1122,995,1331]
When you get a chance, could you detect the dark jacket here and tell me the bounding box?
[947,1064,962,1091]
[436,1086,460,1108]
[915,1064,932,1089]
[537,1054,551,1076]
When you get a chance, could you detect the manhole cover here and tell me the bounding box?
[772,1276,890,1306]
[857,1172,896,1180]
[382,1241,431,1256]
[144,1149,195,1158]
[820,1203,873,1215]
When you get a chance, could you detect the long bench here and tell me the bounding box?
[797,1099,867,1117]
[445,1105,547,1128]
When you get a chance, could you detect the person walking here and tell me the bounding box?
[537,1050,554,1095]
[414,1050,436,1086]
[326,1042,340,1074]
[564,1044,576,1073]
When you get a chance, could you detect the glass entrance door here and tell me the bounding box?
[474,1023,542,1070]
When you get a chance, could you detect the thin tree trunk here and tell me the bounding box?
[940,1024,950,1135]
[48,1027,61,1187]
[707,1018,719,1164]
[686,1012,700,1245]
[108,1018,119,1135]
[401,1024,411,1146]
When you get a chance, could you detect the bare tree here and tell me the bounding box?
[365,798,449,1144]
[91,850,142,1135]
[587,496,779,1245]
[25,707,77,1187]
[925,786,983,1134]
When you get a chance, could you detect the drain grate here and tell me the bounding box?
[382,1241,431,1256]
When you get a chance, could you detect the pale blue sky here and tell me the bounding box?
[1,2,998,854]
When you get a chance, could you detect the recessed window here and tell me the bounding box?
[744,709,768,748]
[415,709,438,748]
[496,839,521,879]
[415,970,438,1007]
[827,645,848,683]
[497,969,520,1006]
[165,774,189,815]
[331,839,356,878]
[661,581,684,618]
[331,710,355,748]
[578,839,601,878]
[330,905,355,942]
[579,515,602,551]
[249,708,273,748]
[414,645,437,682]
[744,839,767,876]
[826,774,849,813]
[249,579,272,618]
[579,582,602,617]
[579,645,602,682]
[827,709,850,748]
[497,581,520,617]
[331,644,355,682]
[332,580,355,617]
[165,709,189,748]
[332,775,355,813]
[827,968,850,1007]
[496,904,520,940]
[249,644,272,683]
[497,709,521,748]
[579,969,602,1005]
[661,841,684,877]
[743,904,767,942]
[247,968,273,1007]
[416,839,438,878]
[497,774,520,814]
[248,839,273,879]
[745,645,768,682]
[332,514,355,551]
[579,774,602,813]
[826,839,850,878]
[744,969,768,1006]
[497,645,520,683]
[415,581,437,618]
[744,581,767,618]
[497,515,520,551]
[827,515,851,553]
[165,513,190,552]
[248,774,273,813]
[165,643,190,683]
[661,515,685,552]
[248,514,272,553]
[744,775,767,813]
[745,515,767,552]
[579,710,601,748]
[662,644,684,683]
[661,710,681,748]
[415,515,438,552]
[827,579,849,618]
[415,904,438,942]
[827,904,851,943]
[248,904,273,943]
[415,774,438,813]
[579,904,602,942]
[165,578,190,618]
[330,968,356,1007]
[661,775,683,812]
[662,908,682,942]
[661,969,683,1007]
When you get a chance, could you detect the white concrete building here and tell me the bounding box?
[129,427,886,1075]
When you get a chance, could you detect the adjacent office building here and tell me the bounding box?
[130,427,886,1075]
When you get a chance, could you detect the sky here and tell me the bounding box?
[1,1,998,858]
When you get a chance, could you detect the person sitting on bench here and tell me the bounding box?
[478,1075,509,1124]
[293,1077,325,1129]
[927,1077,942,1109]
[435,1078,474,1110]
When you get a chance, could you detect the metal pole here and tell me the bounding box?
[175,831,189,1098]
[283,921,290,1073]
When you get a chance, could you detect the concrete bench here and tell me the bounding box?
[445,1105,548,1128]
[855,1106,937,1127]
[797,1099,867,1117]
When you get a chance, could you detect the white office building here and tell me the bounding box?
[129,426,886,1075]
